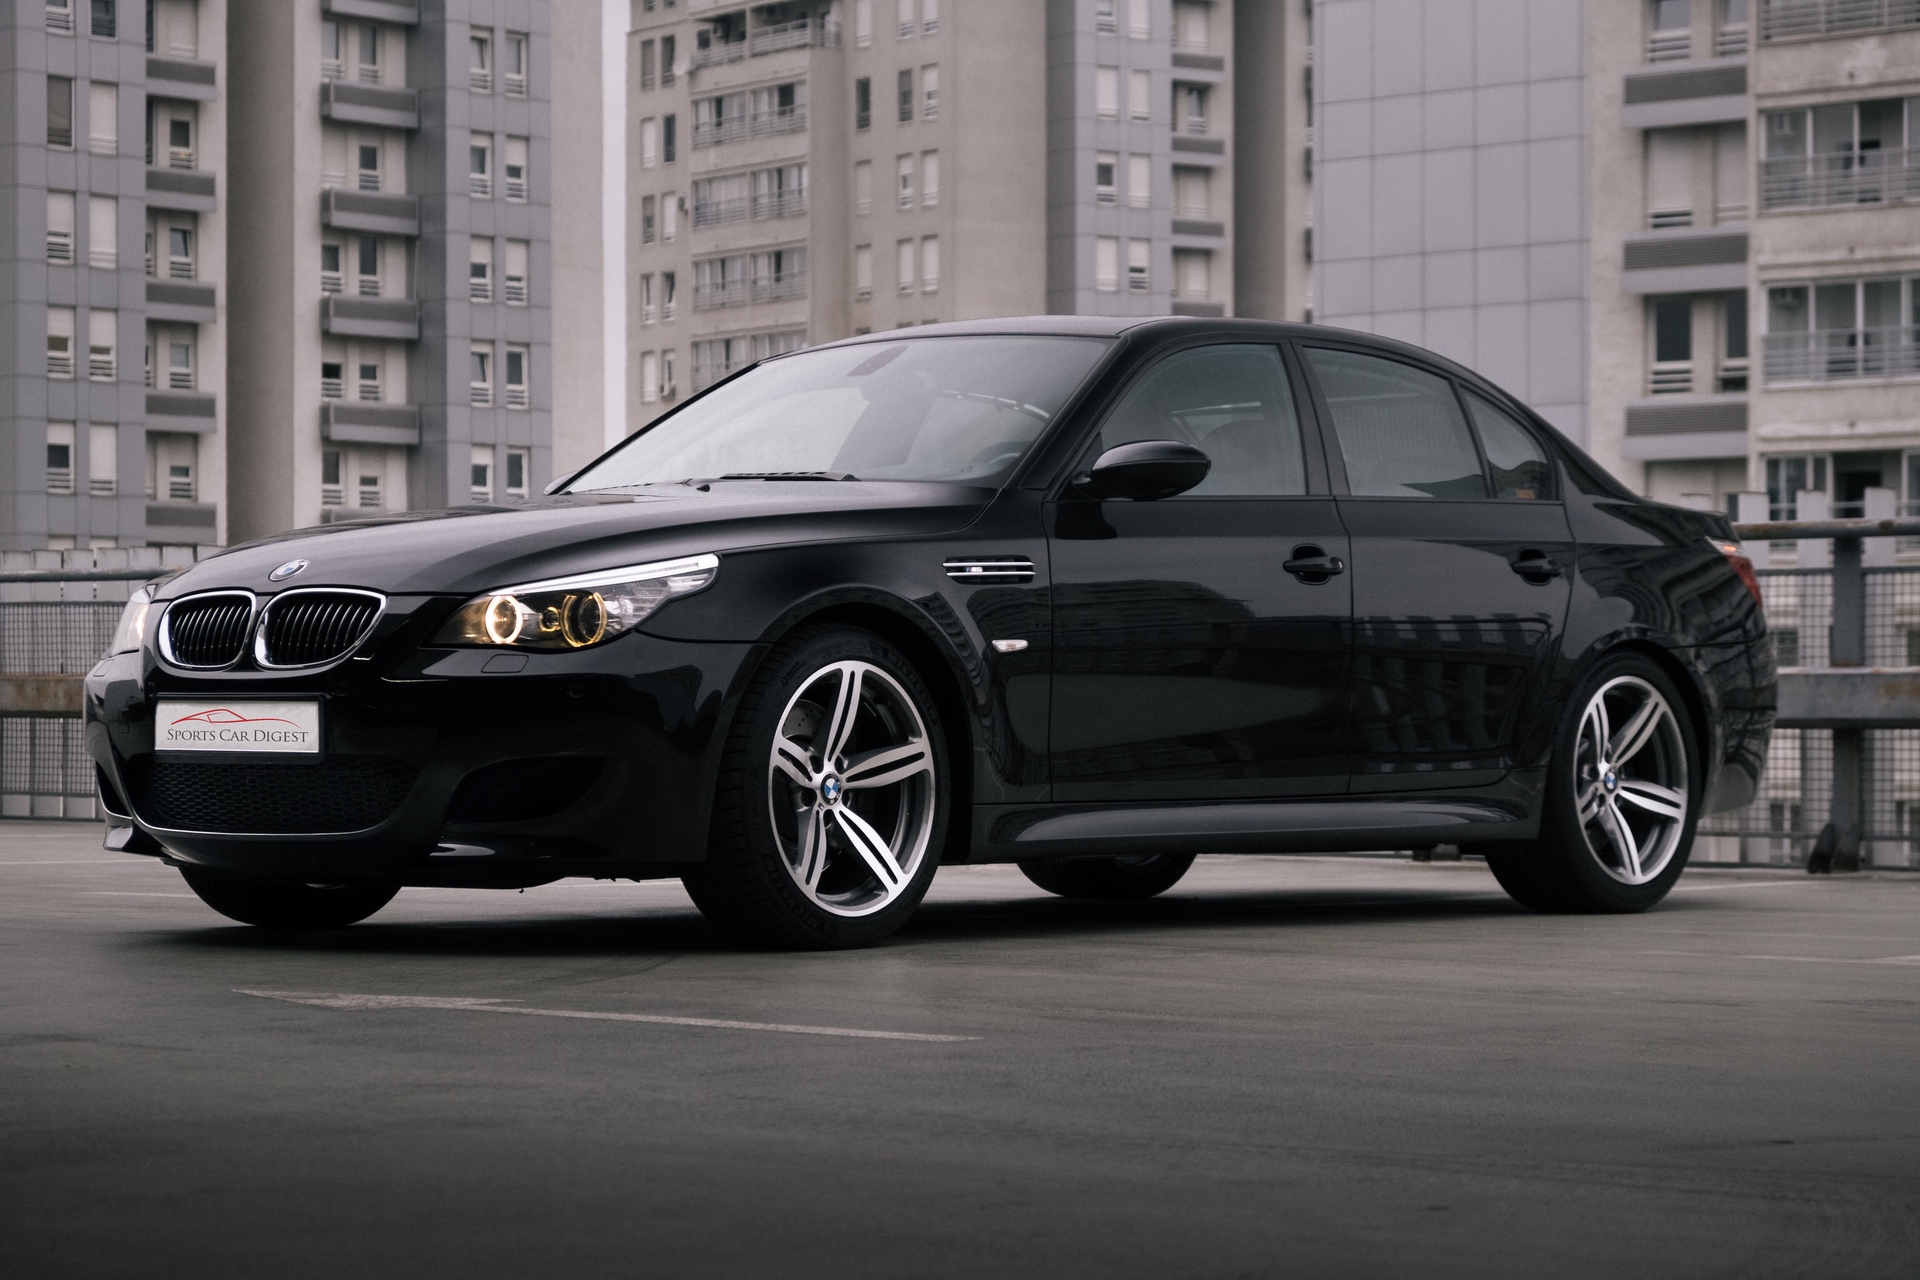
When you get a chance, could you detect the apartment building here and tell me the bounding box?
[624,0,1308,426]
[1315,0,1920,530]
[0,0,226,552]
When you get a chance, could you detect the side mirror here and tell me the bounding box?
[1074,440,1211,501]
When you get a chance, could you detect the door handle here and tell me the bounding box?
[1284,545,1345,584]
[1510,549,1562,582]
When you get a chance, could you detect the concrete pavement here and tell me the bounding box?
[2,822,1916,1278]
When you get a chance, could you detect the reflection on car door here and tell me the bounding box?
[1047,343,1353,803]
[1300,345,1573,792]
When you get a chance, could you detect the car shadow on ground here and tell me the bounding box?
[125,881,1530,961]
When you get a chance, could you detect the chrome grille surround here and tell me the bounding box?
[158,591,259,669]
[254,588,386,670]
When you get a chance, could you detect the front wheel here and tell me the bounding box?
[683,626,948,950]
[1485,654,1699,913]
[1018,853,1196,900]
[179,869,398,930]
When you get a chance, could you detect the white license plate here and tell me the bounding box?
[155,700,321,754]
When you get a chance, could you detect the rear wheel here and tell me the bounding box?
[179,869,398,930]
[1018,853,1196,900]
[683,626,948,950]
[1485,653,1698,913]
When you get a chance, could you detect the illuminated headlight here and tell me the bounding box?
[107,587,155,656]
[432,554,719,651]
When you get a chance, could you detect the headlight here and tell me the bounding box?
[107,587,155,656]
[431,554,719,651]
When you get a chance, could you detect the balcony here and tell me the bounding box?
[146,279,217,325]
[1620,227,1749,293]
[1765,328,1920,383]
[690,17,838,68]
[752,273,807,303]
[1761,148,1920,212]
[753,190,806,219]
[1621,396,1749,461]
[321,296,420,340]
[147,56,218,101]
[1760,0,1920,41]
[693,197,750,227]
[320,80,419,129]
[146,168,217,212]
[694,117,750,148]
[146,502,219,541]
[321,0,418,25]
[1621,59,1748,129]
[694,279,747,310]
[146,390,218,433]
[321,188,419,236]
[322,402,420,446]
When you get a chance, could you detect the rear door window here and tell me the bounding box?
[1303,348,1487,499]
[1463,392,1556,500]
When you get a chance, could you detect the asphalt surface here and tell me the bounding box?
[2,822,1917,1279]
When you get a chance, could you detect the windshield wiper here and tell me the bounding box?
[706,471,859,483]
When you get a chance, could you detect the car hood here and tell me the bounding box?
[155,482,994,599]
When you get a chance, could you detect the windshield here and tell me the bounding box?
[568,335,1112,491]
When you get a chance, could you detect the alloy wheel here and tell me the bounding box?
[766,660,937,917]
[1572,675,1689,885]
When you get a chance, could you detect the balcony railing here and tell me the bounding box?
[322,271,343,294]
[693,279,748,310]
[1765,328,1920,382]
[1716,21,1751,53]
[470,67,492,92]
[168,147,195,169]
[1647,29,1691,60]
[47,346,74,378]
[89,350,116,381]
[690,40,747,69]
[470,277,492,302]
[752,105,807,135]
[752,272,807,303]
[504,384,528,409]
[693,118,748,148]
[47,230,73,263]
[321,376,344,398]
[1761,148,1920,211]
[169,258,193,280]
[753,190,806,219]
[693,197,749,227]
[504,275,527,305]
[1649,360,1695,394]
[46,4,73,34]
[1760,0,1920,40]
[90,243,115,269]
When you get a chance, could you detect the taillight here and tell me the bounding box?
[1708,537,1763,607]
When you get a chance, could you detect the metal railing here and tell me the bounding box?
[1763,327,1920,383]
[1760,0,1920,40]
[1761,147,1920,211]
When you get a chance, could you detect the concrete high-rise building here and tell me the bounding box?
[1,0,228,552]
[622,0,1312,429]
[1313,0,1920,528]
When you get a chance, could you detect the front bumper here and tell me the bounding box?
[86,630,758,885]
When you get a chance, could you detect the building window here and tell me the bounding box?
[163,113,194,167]
[89,194,117,268]
[751,248,807,302]
[506,449,528,498]
[660,34,675,86]
[898,69,913,123]
[357,466,381,509]
[504,136,528,200]
[640,39,656,90]
[662,349,677,397]
[663,271,677,320]
[470,133,492,197]
[470,236,493,301]
[694,254,747,309]
[1646,129,1693,228]
[1095,66,1118,119]
[90,0,113,38]
[168,338,193,389]
[323,20,343,77]
[48,306,76,377]
[1175,2,1210,50]
[1720,292,1751,390]
[1127,240,1150,292]
[47,77,74,147]
[470,28,492,92]
[855,76,872,130]
[1650,296,1694,392]
[663,191,678,240]
[358,24,381,83]
[693,91,748,146]
[641,273,656,324]
[1648,0,1691,61]
[1174,248,1211,300]
[642,195,656,244]
[322,449,343,506]
[358,359,382,401]
[752,163,807,218]
[505,240,529,304]
[1178,83,1205,133]
[1174,164,1209,216]
[855,160,873,214]
[1131,70,1153,122]
[1717,0,1748,55]
[898,0,916,38]
[897,239,915,293]
[470,445,494,502]
[856,0,873,46]
[897,154,915,207]
[505,347,529,408]
[920,236,939,293]
[662,115,676,164]
[694,173,748,225]
[921,65,938,119]
[356,234,380,297]
[1762,100,1918,212]
[1127,154,1152,210]
[855,244,873,299]
[753,84,807,135]
[47,192,75,263]
[1096,154,1117,205]
[322,360,344,398]
[1128,0,1150,39]
[470,344,493,406]
[642,350,660,402]
[88,81,117,155]
[1766,455,1826,523]
[641,117,657,168]
[1764,276,1920,384]
[47,0,74,34]
[503,32,527,95]
[169,226,194,280]
[923,0,939,34]
[89,425,116,496]
[47,423,75,495]
[921,151,939,206]
[1095,237,1119,292]
[358,141,380,191]
[1095,0,1117,33]
[321,243,343,293]
[88,309,117,380]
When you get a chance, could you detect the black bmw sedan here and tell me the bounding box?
[85,317,1774,948]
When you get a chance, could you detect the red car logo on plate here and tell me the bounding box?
[170,708,298,726]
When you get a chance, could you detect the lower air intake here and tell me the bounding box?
[259,591,383,668]
[130,756,417,833]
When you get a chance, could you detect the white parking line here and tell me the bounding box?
[83,891,198,898]
[1672,879,1815,892]
[0,859,151,866]
[235,990,980,1042]
[1643,949,1920,965]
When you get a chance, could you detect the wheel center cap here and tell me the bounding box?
[820,775,842,803]
[1603,770,1619,792]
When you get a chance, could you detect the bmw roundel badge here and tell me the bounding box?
[269,559,309,582]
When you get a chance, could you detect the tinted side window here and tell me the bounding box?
[1465,392,1555,500]
[1098,344,1306,496]
[1305,348,1487,499]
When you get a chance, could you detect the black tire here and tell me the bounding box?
[1484,652,1700,913]
[179,869,398,930]
[1017,853,1197,900]
[682,626,949,950]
